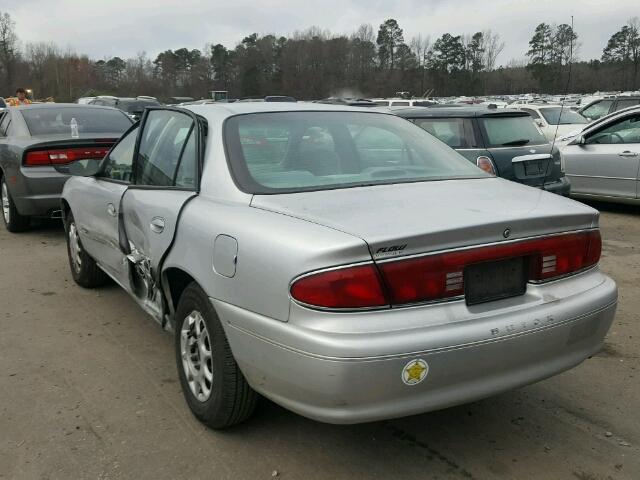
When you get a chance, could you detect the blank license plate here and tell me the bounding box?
[524,160,548,176]
[465,257,527,305]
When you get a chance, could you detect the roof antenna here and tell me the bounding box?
[544,15,574,190]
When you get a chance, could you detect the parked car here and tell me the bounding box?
[314,97,378,107]
[578,96,640,122]
[238,95,297,102]
[76,96,96,105]
[56,102,616,428]
[559,105,640,205]
[518,104,588,141]
[391,106,570,195]
[370,98,437,107]
[0,104,133,231]
[89,96,162,121]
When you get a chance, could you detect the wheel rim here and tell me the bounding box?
[180,310,213,402]
[1,180,10,225]
[68,222,83,273]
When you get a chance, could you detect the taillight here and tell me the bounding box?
[476,156,496,175]
[291,231,601,310]
[24,146,111,166]
[290,264,389,309]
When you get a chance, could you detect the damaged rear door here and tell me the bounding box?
[120,108,204,323]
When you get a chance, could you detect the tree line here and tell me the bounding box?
[0,11,638,102]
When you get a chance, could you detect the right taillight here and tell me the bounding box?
[290,230,602,310]
[476,156,496,175]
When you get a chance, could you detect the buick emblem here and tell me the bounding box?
[503,228,511,238]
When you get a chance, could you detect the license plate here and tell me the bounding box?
[524,160,547,176]
[464,257,527,305]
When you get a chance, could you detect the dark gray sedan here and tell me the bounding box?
[0,104,132,231]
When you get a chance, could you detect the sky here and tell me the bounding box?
[2,0,637,65]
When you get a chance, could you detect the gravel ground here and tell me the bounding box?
[0,201,638,480]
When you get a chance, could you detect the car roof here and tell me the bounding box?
[389,106,529,118]
[182,101,395,121]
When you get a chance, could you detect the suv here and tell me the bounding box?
[89,96,161,121]
[392,106,570,195]
[579,96,640,122]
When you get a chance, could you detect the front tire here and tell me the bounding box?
[175,282,257,429]
[65,211,108,288]
[1,175,30,232]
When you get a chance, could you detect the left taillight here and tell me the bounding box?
[290,264,389,309]
[24,146,111,166]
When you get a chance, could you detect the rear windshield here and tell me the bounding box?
[478,115,548,148]
[539,108,588,125]
[22,107,132,136]
[224,111,486,193]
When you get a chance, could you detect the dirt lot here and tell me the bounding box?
[0,201,638,480]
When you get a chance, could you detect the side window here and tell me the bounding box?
[586,115,640,145]
[135,110,196,188]
[101,126,138,182]
[581,100,613,120]
[0,113,11,136]
[413,118,474,148]
[615,99,640,112]
[174,129,197,188]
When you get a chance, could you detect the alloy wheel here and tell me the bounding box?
[180,310,213,402]
[1,180,10,225]
[68,222,83,273]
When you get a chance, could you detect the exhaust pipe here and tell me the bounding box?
[50,209,63,219]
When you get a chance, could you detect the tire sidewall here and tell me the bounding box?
[1,175,28,232]
[174,284,231,422]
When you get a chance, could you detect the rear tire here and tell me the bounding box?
[1,175,30,232]
[175,282,257,429]
[65,210,108,288]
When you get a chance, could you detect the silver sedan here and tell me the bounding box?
[561,106,640,205]
[58,103,617,428]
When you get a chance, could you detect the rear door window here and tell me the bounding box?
[101,126,139,183]
[135,110,197,188]
[581,100,613,120]
[615,99,640,112]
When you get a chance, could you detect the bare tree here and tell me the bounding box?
[410,34,431,94]
[482,29,505,71]
[0,11,19,89]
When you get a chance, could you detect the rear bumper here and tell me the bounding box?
[542,176,571,196]
[213,270,617,424]
[11,167,68,216]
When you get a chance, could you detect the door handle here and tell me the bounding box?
[150,217,165,234]
[107,203,117,217]
[619,151,638,157]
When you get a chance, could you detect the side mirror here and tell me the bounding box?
[567,135,586,146]
[53,158,103,176]
[534,119,545,128]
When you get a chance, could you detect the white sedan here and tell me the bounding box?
[519,104,589,141]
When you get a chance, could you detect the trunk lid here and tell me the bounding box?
[251,178,597,259]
